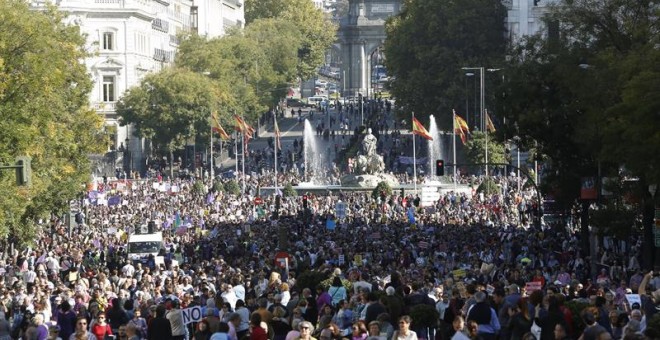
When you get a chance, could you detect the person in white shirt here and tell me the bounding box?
[450,316,470,340]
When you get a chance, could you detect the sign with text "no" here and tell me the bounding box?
[181,306,203,325]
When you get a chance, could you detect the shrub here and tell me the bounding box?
[212,180,224,193]
[192,180,206,195]
[282,183,297,197]
[372,181,393,200]
[223,179,241,196]
[477,178,499,195]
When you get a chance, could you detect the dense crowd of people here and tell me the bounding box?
[4,98,651,340]
[0,164,654,340]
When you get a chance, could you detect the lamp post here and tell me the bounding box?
[513,136,521,192]
[461,67,485,174]
[464,72,474,134]
[124,137,130,179]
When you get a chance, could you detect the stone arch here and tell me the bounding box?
[338,0,401,97]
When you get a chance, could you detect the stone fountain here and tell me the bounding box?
[341,128,399,188]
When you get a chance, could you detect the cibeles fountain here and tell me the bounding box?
[341,128,400,187]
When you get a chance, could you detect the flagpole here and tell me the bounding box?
[234,131,238,174]
[210,120,214,179]
[485,109,489,179]
[273,110,278,192]
[452,110,457,191]
[412,112,417,193]
[241,129,246,194]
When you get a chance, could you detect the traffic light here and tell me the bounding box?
[15,156,31,186]
[435,159,445,176]
[302,194,308,209]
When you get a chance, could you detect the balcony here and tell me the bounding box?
[93,102,117,112]
[169,34,179,46]
[151,18,170,33]
[153,48,173,62]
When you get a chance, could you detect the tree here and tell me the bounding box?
[0,0,105,244]
[282,183,297,197]
[372,181,393,201]
[464,132,507,168]
[501,0,659,266]
[384,0,507,129]
[500,0,659,201]
[244,0,337,80]
[116,68,221,156]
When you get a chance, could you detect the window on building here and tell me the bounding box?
[102,76,115,102]
[135,32,148,54]
[102,32,114,50]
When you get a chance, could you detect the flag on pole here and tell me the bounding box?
[274,117,282,150]
[233,115,254,139]
[412,117,433,140]
[486,110,496,133]
[211,112,231,140]
[453,111,468,145]
[454,112,469,134]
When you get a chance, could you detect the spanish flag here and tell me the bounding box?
[234,115,254,139]
[274,117,282,151]
[486,110,496,133]
[454,111,469,135]
[211,112,230,140]
[453,111,468,145]
[412,117,433,141]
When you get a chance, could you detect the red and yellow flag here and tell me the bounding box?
[454,111,469,135]
[274,117,281,151]
[234,115,254,139]
[412,117,433,141]
[453,111,469,145]
[211,112,230,140]
[486,110,496,133]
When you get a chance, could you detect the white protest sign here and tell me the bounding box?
[626,294,641,307]
[181,306,203,325]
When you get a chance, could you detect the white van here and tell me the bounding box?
[127,231,163,264]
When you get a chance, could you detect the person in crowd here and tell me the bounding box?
[391,316,417,340]
[535,296,567,340]
[70,316,96,340]
[466,291,500,340]
[508,298,532,340]
[250,313,268,340]
[195,319,213,340]
[450,316,469,340]
[90,312,112,340]
[351,321,368,340]
[295,321,315,340]
[147,305,172,340]
[124,324,140,340]
[328,278,347,308]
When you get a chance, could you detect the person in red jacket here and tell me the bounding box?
[90,312,112,340]
[249,313,267,340]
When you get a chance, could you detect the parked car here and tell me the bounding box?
[286,98,307,107]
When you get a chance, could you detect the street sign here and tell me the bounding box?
[254,197,263,205]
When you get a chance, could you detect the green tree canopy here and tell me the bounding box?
[0,0,105,244]
[464,132,507,168]
[245,0,337,80]
[384,0,507,129]
[115,68,222,154]
[499,0,659,203]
